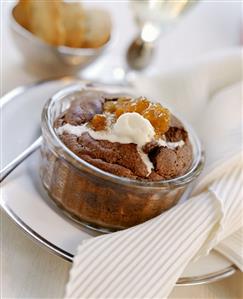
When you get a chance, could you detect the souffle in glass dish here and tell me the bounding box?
[40,83,204,232]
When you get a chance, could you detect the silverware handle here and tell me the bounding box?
[0,136,43,183]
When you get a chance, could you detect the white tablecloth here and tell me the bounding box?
[1,1,242,298]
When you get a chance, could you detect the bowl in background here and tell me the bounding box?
[10,5,112,76]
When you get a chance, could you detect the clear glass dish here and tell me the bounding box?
[40,83,205,232]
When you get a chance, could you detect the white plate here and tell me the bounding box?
[0,78,237,285]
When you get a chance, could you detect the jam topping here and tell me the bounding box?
[89,97,170,137]
[90,114,107,131]
[142,103,170,137]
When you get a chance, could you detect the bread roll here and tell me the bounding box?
[13,0,32,29]
[82,9,111,48]
[61,2,85,48]
[28,0,65,46]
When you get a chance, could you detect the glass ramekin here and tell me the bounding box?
[40,83,205,232]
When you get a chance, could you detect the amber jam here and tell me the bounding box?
[90,114,107,131]
[89,97,170,136]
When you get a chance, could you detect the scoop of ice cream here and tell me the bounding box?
[88,112,155,148]
[112,112,155,146]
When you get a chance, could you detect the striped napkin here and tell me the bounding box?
[215,228,243,271]
[65,49,242,299]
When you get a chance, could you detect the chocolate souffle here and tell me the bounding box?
[40,88,197,231]
[54,91,193,180]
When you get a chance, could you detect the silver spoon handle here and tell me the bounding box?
[0,136,43,183]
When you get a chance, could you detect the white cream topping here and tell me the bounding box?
[56,112,184,176]
[158,139,185,149]
[137,148,154,174]
[90,113,155,147]
[57,123,87,136]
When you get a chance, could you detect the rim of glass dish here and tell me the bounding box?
[42,83,205,189]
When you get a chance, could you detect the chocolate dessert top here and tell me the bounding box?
[55,90,193,180]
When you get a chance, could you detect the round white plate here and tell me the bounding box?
[0,78,237,285]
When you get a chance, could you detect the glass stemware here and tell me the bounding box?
[84,0,199,85]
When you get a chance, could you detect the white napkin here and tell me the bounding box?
[215,227,243,271]
[65,48,242,299]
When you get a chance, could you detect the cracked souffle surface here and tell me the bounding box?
[54,90,193,181]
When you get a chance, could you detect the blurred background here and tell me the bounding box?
[1,0,242,95]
